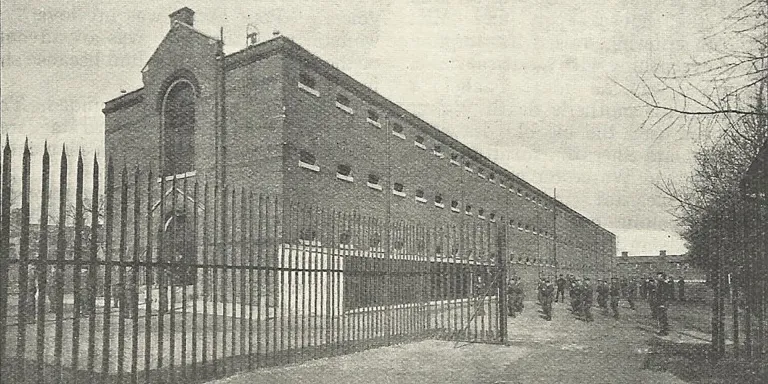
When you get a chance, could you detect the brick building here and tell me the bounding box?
[614,250,706,281]
[103,7,615,280]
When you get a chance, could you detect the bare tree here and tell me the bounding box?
[619,0,768,360]
[617,1,768,136]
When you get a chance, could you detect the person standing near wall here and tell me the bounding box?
[570,278,582,315]
[609,277,621,319]
[647,277,658,322]
[582,277,594,322]
[542,279,555,321]
[654,272,670,336]
[555,274,566,303]
[625,276,637,310]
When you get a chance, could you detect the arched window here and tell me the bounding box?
[162,80,196,177]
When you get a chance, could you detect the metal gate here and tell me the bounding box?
[0,141,507,384]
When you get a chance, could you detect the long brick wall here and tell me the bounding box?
[104,15,615,281]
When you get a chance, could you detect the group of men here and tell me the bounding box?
[643,272,678,335]
[507,272,682,335]
[563,275,599,321]
[641,275,686,303]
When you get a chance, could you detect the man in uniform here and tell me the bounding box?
[655,272,670,335]
[570,278,582,315]
[609,277,621,319]
[596,279,608,309]
[555,274,566,303]
[647,276,659,322]
[537,278,546,305]
[542,279,555,321]
[625,276,637,310]
[513,277,525,316]
[506,276,518,317]
[582,277,594,322]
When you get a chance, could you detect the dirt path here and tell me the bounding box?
[210,299,766,384]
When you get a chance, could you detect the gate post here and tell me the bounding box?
[497,220,507,344]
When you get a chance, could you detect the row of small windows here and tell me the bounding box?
[298,150,555,237]
[298,72,552,211]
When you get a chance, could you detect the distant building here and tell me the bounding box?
[614,250,706,281]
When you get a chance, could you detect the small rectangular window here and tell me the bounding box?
[298,72,319,96]
[367,173,382,191]
[478,208,485,219]
[434,193,444,208]
[489,173,495,181]
[414,135,426,149]
[298,150,319,172]
[465,204,472,215]
[336,164,354,182]
[450,153,460,166]
[489,213,496,222]
[451,200,460,212]
[367,110,381,128]
[393,182,406,197]
[335,94,353,114]
[415,189,426,203]
[300,150,316,165]
[299,73,316,88]
[337,164,351,176]
[478,168,486,179]
[464,161,473,173]
[433,144,444,158]
[392,123,405,139]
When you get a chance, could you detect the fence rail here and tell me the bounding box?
[0,141,507,384]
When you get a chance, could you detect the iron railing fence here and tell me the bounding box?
[0,141,508,384]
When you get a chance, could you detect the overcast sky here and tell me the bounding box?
[1,0,737,255]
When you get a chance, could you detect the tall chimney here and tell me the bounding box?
[246,23,259,46]
[170,7,195,28]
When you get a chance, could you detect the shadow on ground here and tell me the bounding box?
[642,337,768,384]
